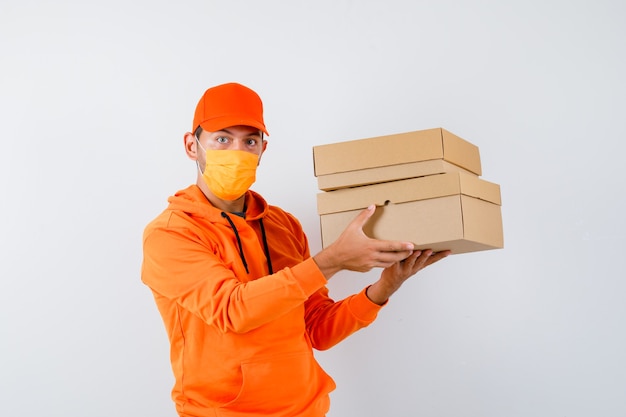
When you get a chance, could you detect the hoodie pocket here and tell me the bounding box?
[219,351,335,415]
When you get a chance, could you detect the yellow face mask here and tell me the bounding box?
[200,149,259,201]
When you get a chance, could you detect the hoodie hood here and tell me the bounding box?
[166,185,273,275]
[166,185,269,222]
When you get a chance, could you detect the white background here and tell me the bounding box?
[1,1,625,416]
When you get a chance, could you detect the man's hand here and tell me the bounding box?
[366,248,451,305]
[313,205,415,279]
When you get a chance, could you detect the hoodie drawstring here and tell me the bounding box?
[221,212,249,274]
[221,212,273,275]
[258,218,274,275]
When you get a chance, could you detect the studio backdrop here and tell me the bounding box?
[1,1,624,416]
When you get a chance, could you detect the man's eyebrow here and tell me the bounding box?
[219,128,262,137]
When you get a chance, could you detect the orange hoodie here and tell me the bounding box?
[142,185,384,417]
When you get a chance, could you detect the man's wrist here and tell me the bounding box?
[365,282,391,305]
[312,249,341,280]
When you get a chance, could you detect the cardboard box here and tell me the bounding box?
[317,159,474,191]
[313,128,482,190]
[317,172,503,254]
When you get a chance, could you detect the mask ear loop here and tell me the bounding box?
[195,135,206,174]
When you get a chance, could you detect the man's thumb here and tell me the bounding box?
[352,204,376,229]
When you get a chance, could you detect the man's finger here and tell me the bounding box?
[424,250,451,266]
[375,240,415,253]
[350,204,376,229]
[374,248,415,265]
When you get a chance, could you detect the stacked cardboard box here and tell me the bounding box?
[313,128,503,254]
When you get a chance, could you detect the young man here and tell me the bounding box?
[141,82,449,417]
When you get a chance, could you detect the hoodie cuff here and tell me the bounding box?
[348,287,386,323]
[290,257,328,297]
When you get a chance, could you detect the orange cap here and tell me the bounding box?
[192,82,269,136]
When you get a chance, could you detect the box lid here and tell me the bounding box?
[317,172,501,215]
[316,159,474,191]
[313,127,482,177]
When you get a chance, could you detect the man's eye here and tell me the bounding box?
[247,139,258,146]
[216,136,229,144]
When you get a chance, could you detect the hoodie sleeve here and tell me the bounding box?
[261,207,385,349]
[142,220,328,334]
[303,286,385,351]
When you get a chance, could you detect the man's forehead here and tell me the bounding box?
[211,126,263,136]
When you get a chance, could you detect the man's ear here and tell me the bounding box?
[183,132,198,160]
